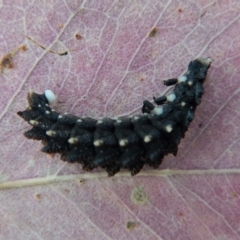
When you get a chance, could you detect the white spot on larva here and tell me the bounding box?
[30,120,38,126]
[198,57,212,66]
[134,116,140,120]
[116,119,122,123]
[51,109,55,112]
[46,130,56,137]
[68,137,78,144]
[97,120,103,124]
[152,107,163,115]
[58,115,63,119]
[205,57,212,65]
[44,90,56,105]
[45,103,49,106]
[119,139,128,146]
[167,94,176,102]
[181,101,186,107]
[45,110,50,114]
[188,81,193,86]
[144,135,152,143]
[38,104,41,107]
[77,119,82,123]
[165,125,173,133]
[178,76,187,83]
[94,140,103,147]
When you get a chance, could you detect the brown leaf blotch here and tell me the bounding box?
[0,54,14,69]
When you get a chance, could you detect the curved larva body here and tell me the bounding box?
[17,58,211,176]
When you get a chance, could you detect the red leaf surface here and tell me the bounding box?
[0,1,240,239]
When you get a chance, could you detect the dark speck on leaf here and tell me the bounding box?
[21,45,27,51]
[79,179,84,184]
[178,8,183,13]
[75,34,83,40]
[35,193,41,200]
[126,221,137,231]
[179,212,184,217]
[148,27,157,37]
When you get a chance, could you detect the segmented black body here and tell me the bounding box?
[17,58,211,176]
